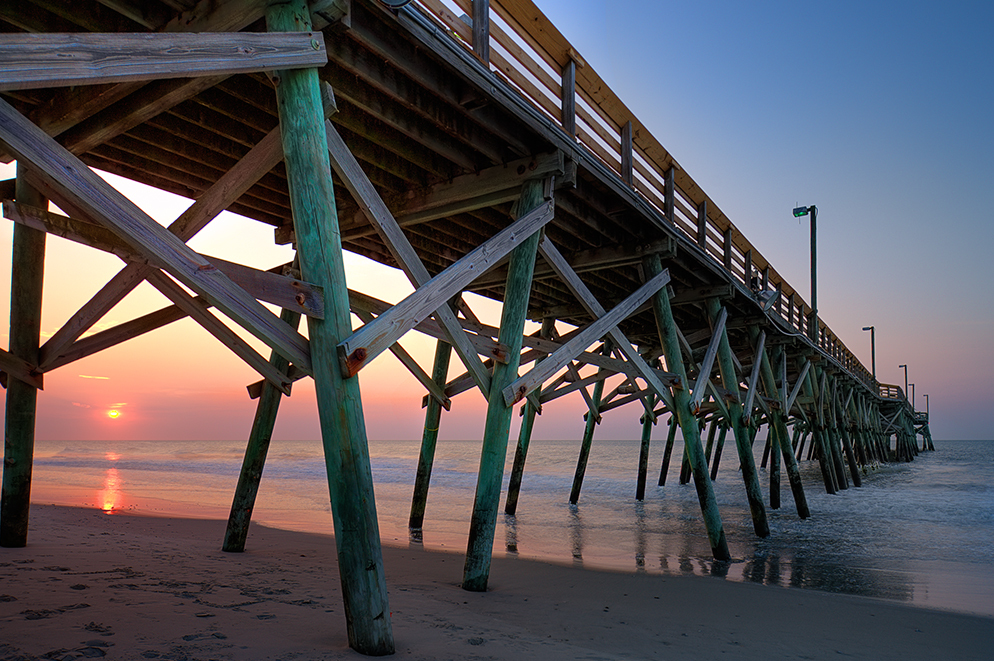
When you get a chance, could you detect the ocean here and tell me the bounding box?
[25,436,994,618]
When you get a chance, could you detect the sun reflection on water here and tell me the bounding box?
[98,452,123,514]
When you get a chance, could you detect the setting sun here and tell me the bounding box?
[107,410,121,419]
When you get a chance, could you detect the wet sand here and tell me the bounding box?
[1,504,991,660]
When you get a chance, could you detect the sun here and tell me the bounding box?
[106,409,121,420]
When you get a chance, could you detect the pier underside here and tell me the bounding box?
[0,0,930,654]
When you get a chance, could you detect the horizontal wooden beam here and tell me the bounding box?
[0,348,43,390]
[0,97,311,371]
[3,201,324,320]
[0,32,328,92]
[337,198,555,377]
[472,236,674,290]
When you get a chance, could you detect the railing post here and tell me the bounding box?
[561,57,576,138]
[621,120,633,185]
[472,0,490,64]
[696,199,708,248]
[722,227,733,272]
[665,166,675,224]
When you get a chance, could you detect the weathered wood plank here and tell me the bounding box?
[337,199,555,377]
[742,329,765,419]
[325,119,495,395]
[353,309,450,409]
[0,348,43,391]
[0,32,327,92]
[689,307,726,414]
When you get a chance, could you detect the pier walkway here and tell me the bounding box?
[0,0,932,654]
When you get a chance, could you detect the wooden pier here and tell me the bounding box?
[0,0,932,654]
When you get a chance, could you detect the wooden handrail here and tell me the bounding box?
[411,0,876,392]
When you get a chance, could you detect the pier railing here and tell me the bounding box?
[412,0,875,390]
[878,384,904,400]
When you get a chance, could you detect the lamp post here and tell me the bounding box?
[924,394,929,418]
[910,383,915,409]
[898,364,908,401]
[862,326,875,381]
[793,205,818,342]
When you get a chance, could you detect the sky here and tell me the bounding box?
[1,0,992,442]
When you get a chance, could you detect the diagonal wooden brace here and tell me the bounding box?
[689,306,726,414]
[0,97,311,371]
[37,123,288,370]
[502,268,670,406]
[324,119,502,394]
[337,198,555,378]
[536,236,675,413]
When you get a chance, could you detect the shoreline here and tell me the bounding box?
[1,504,991,660]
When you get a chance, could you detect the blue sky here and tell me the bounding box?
[532,0,994,439]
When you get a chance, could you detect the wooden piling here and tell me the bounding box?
[710,423,728,481]
[705,297,768,538]
[223,306,302,552]
[463,179,544,592]
[0,166,45,549]
[658,415,678,486]
[505,318,554,516]
[635,406,654,501]
[644,254,730,561]
[409,340,452,528]
[769,426,781,510]
[267,2,392,652]
[570,342,610,504]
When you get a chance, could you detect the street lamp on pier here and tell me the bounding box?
[898,364,908,401]
[793,205,818,342]
[862,326,875,381]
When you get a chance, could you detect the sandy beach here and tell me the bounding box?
[0,505,990,660]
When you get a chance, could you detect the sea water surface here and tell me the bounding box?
[27,437,994,617]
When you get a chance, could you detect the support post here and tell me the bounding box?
[462,180,544,592]
[267,2,392,653]
[705,297,768,538]
[224,306,302,552]
[505,318,554,516]
[644,254,730,561]
[635,404,654,501]
[658,414,677,486]
[409,340,453,528]
[710,422,728,481]
[471,0,490,64]
[570,342,610,504]
[1,166,45,548]
[769,425,781,510]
